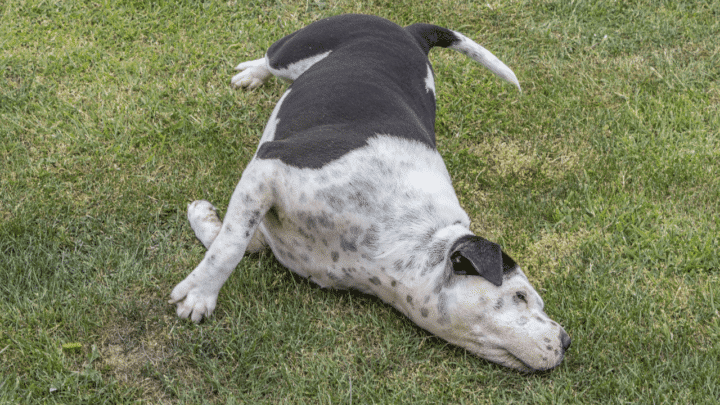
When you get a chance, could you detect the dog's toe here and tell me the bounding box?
[230,59,271,89]
[231,71,266,89]
[169,278,218,323]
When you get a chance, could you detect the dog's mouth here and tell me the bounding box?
[467,340,559,373]
[463,339,535,372]
[502,351,536,373]
[503,348,567,373]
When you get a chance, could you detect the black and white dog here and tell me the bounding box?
[170,14,570,372]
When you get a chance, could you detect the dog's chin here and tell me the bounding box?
[500,350,566,373]
[497,351,535,373]
[463,341,536,373]
[479,346,554,373]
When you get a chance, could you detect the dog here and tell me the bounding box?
[169,14,570,372]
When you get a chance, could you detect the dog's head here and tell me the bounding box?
[420,235,571,372]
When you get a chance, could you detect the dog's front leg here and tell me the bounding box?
[169,162,275,322]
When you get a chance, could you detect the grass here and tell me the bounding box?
[1,0,718,403]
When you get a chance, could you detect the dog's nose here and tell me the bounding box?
[560,330,572,352]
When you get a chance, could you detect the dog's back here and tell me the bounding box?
[253,14,520,169]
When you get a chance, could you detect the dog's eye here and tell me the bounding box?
[515,291,527,303]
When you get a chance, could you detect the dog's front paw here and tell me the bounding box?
[231,58,271,89]
[169,276,219,323]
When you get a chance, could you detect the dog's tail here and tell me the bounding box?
[406,23,521,92]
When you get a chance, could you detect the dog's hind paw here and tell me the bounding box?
[188,200,222,249]
[231,57,271,89]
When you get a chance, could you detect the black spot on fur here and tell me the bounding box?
[342,267,355,279]
[340,235,357,252]
[349,190,370,211]
[393,256,417,273]
[248,210,261,227]
[369,277,381,286]
[306,216,316,230]
[297,226,316,244]
[494,298,504,311]
[426,240,446,269]
[436,293,450,325]
[321,192,345,212]
[420,308,429,317]
[331,251,339,262]
[316,213,334,229]
[361,225,380,250]
[437,293,447,315]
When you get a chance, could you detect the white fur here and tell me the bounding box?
[424,64,436,96]
[268,50,332,81]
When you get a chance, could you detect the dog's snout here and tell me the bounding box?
[560,330,571,352]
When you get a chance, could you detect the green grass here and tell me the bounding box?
[1,0,718,403]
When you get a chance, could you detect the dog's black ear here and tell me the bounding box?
[450,235,504,286]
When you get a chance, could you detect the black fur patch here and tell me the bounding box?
[256,14,444,168]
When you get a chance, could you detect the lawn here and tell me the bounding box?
[1,0,718,403]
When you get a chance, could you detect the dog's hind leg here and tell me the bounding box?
[170,160,276,322]
[231,27,330,89]
[232,15,368,89]
[231,47,331,89]
[187,200,267,252]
